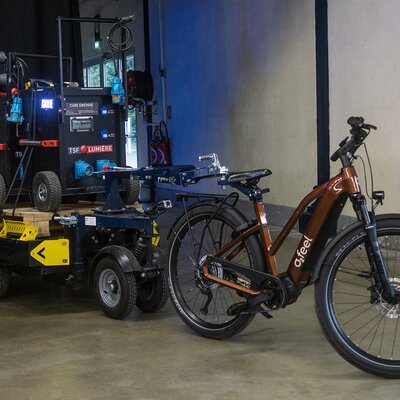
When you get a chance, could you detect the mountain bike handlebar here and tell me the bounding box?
[330,116,377,164]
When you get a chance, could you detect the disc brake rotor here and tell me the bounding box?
[375,277,400,319]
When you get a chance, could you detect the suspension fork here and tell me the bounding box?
[351,194,398,303]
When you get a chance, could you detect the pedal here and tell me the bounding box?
[227,302,274,319]
[226,302,248,316]
[257,306,273,319]
[246,290,273,309]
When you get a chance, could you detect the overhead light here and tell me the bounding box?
[94,14,101,50]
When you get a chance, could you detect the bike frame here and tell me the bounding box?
[202,166,361,295]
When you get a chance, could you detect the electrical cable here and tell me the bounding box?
[107,20,134,76]
[356,143,375,209]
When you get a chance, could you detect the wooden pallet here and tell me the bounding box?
[2,202,99,238]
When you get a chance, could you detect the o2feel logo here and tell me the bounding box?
[294,235,313,268]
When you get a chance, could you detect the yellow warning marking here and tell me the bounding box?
[3,220,38,241]
[30,239,70,266]
[0,219,6,238]
[152,221,160,246]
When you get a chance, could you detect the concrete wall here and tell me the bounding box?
[329,0,400,215]
[150,0,317,208]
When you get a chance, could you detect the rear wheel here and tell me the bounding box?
[168,204,264,339]
[32,171,62,212]
[315,218,400,377]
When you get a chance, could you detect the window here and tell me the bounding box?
[125,108,137,168]
[103,59,117,87]
[87,64,100,87]
[83,55,137,168]
[83,67,88,87]
[126,54,134,71]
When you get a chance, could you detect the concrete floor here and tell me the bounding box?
[1,209,400,399]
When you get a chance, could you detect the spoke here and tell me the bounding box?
[185,289,202,307]
[341,303,375,327]
[333,291,370,298]
[392,236,399,278]
[338,266,371,278]
[391,307,400,359]
[367,312,387,353]
[335,278,370,289]
[181,284,198,296]
[172,229,198,267]
[379,316,387,358]
[336,302,370,316]
[176,271,194,279]
[349,309,383,338]
[354,245,372,271]
[341,258,364,274]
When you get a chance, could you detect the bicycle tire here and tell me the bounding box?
[315,217,400,377]
[168,203,265,339]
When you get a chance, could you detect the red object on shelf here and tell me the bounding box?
[18,139,59,147]
[40,140,59,148]
[0,144,6,151]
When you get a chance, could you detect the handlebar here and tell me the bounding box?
[330,116,377,164]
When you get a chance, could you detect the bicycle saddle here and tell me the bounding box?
[225,169,272,183]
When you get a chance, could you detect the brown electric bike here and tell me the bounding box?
[167,117,400,378]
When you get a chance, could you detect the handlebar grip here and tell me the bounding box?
[347,116,377,131]
[330,150,339,162]
[347,116,364,128]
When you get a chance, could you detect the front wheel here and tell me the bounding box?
[315,217,400,377]
[168,204,265,339]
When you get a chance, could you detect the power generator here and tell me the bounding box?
[0,16,140,212]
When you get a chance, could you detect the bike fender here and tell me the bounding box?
[89,245,141,285]
[309,213,400,284]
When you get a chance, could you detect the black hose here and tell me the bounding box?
[107,22,134,52]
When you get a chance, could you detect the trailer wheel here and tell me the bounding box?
[136,247,168,313]
[122,178,140,205]
[32,171,62,212]
[0,174,6,207]
[0,266,11,299]
[137,269,168,313]
[94,256,137,319]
